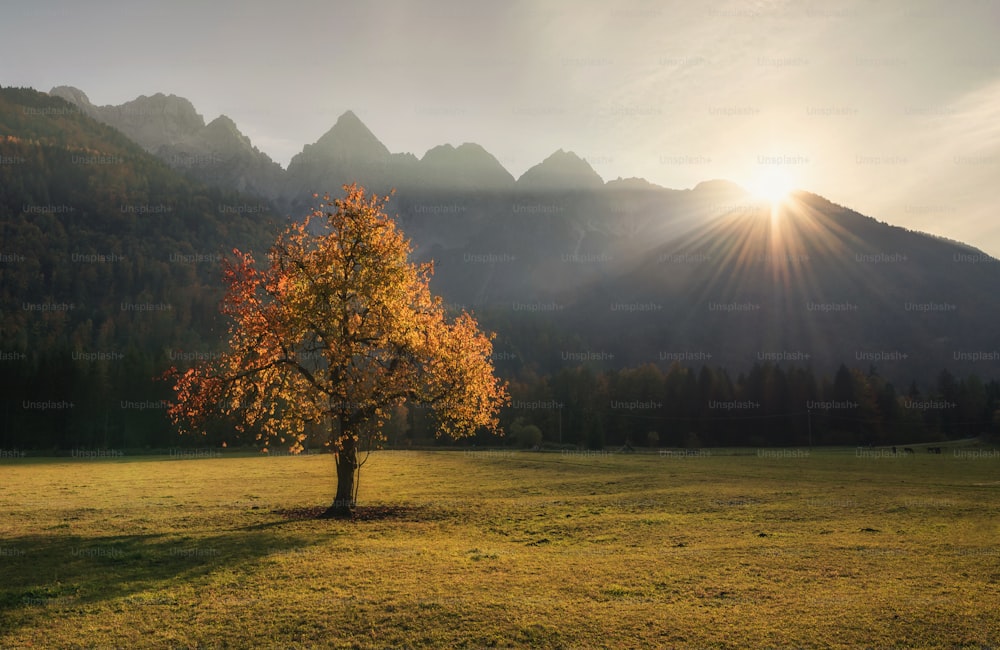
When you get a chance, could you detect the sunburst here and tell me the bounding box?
[748,168,795,207]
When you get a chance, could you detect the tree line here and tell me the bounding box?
[10,353,998,451]
[463,362,999,450]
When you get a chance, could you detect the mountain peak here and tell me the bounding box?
[418,142,515,189]
[606,176,665,191]
[122,92,202,119]
[198,114,257,154]
[49,85,93,108]
[338,109,362,124]
[312,110,390,161]
[47,87,205,150]
[516,149,605,190]
[205,114,240,134]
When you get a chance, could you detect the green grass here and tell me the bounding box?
[1,447,998,648]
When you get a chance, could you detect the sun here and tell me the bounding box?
[748,169,795,205]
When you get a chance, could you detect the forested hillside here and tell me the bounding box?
[0,87,279,449]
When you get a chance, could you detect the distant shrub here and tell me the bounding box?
[509,418,543,448]
[517,425,543,449]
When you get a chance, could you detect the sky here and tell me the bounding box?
[2,0,999,255]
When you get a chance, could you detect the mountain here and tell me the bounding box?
[0,86,280,449]
[311,110,391,161]
[418,143,515,190]
[515,149,605,190]
[21,84,1000,390]
[549,191,1000,385]
[49,86,284,200]
[273,110,1000,386]
[416,176,754,311]
[4,83,1000,449]
[50,85,204,149]
[156,114,284,198]
[282,110,410,212]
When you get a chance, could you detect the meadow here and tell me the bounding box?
[1,446,998,648]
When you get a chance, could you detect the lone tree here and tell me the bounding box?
[165,184,508,517]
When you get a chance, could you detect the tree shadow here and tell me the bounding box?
[0,524,330,635]
[272,503,435,522]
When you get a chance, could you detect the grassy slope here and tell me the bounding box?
[0,449,998,648]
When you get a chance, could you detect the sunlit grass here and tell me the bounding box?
[1,449,998,648]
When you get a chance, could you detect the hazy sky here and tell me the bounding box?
[3,0,999,255]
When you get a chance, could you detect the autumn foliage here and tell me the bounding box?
[165,184,508,514]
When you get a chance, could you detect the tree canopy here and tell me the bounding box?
[166,184,508,515]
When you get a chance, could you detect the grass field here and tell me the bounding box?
[1,447,998,648]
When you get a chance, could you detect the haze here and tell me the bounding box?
[2,0,998,255]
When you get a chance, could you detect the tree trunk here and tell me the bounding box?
[322,433,357,519]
